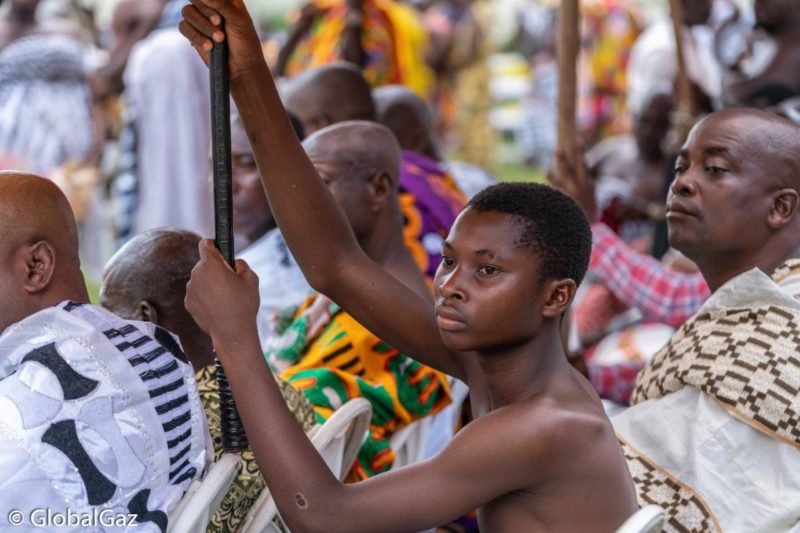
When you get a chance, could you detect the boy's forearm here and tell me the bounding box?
[229,61,361,293]
[213,329,343,530]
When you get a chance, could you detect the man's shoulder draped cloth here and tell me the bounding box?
[0,302,210,532]
[616,259,800,532]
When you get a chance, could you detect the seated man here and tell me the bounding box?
[264,121,451,479]
[555,108,800,530]
[282,63,466,280]
[230,110,312,348]
[100,228,316,532]
[179,4,638,531]
[373,84,496,199]
[0,172,209,530]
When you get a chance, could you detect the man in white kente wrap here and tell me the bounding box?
[554,107,800,531]
[614,108,800,531]
[0,171,210,531]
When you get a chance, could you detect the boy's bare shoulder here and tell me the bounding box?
[449,394,610,477]
[498,396,607,452]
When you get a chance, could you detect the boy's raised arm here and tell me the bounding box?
[179,0,464,380]
[185,243,538,531]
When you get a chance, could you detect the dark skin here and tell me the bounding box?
[373,84,442,162]
[667,108,800,291]
[88,0,167,100]
[681,0,711,27]
[100,229,215,369]
[180,2,637,531]
[551,108,800,293]
[231,115,276,245]
[589,92,672,218]
[303,121,430,301]
[0,171,89,335]
[281,62,376,136]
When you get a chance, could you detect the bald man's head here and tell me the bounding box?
[695,107,800,190]
[0,171,87,334]
[303,121,402,241]
[101,229,213,369]
[283,63,376,136]
[667,108,800,276]
[374,85,439,160]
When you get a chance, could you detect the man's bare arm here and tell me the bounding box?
[179,0,464,380]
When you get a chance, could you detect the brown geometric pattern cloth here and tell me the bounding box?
[619,436,720,533]
[631,259,800,447]
[621,259,800,530]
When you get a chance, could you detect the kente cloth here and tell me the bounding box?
[577,1,641,139]
[400,151,466,281]
[614,259,800,532]
[283,0,433,98]
[0,302,210,532]
[0,34,94,175]
[265,294,451,480]
[195,364,316,533]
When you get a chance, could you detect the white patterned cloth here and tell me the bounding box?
[613,260,800,532]
[0,302,211,532]
[0,34,94,175]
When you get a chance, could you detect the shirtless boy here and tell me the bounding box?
[179,2,637,531]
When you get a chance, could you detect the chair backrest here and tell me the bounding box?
[239,398,373,533]
[167,453,241,533]
[389,415,432,470]
[615,505,665,533]
[311,397,373,479]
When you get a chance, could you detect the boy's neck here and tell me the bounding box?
[477,321,571,410]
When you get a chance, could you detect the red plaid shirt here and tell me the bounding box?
[589,223,710,329]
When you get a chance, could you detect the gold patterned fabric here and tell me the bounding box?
[196,364,316,533]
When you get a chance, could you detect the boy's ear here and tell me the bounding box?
[541,279,577,319]
[22,241,56,295]
[368,172,393,211]
[767,188,799,229]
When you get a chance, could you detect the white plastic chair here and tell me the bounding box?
[422,377,470,460]
[168,452,241,533]
[389,416,432,470]
[240,398,373,533]
[615,505,665,533]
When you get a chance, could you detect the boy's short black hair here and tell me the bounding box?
[467,182,591,286]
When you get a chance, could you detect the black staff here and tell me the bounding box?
[210,22,248,451]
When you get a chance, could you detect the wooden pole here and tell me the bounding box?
[210,23,248,452]
[556,0,580,176]
[667,0,694,151]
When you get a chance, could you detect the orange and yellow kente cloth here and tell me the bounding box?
[265,294,451,481]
